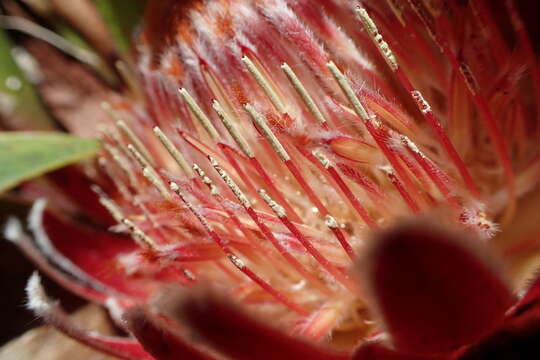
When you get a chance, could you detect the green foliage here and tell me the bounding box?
[0,132,100,193]
[0,29,54,130]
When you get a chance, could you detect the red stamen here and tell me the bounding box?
[407,0,515,211]
[470,0,509,66]
[285,158,354,257]
[336,163,388,203]
[260,189,358,293]
[399,136,462,211]
[208,157,331,295]
[357,7,480,198]
[249,157,303,223]
[309,149,377,230]
[169,181,308,315]
[191,163,293,277]
[219,143,259,199]
[505,0,540,124]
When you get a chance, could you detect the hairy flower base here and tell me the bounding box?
[5,0,540,358]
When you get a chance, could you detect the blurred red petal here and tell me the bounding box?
[169,292,349,360]
[5,215,112,304]
[47,165,115,225]
[26,273,153,360]
[125,307,215,360]
[29,199,155,300]
[456,308,540,359]
[460,273,540,358]
[512,274,540,316]
[353,342,446,360]
[362,223,514,355]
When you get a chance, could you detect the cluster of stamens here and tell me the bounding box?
[86,0,539,344]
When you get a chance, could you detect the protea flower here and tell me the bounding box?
[2,0,540,359]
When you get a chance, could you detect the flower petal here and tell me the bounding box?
[461,273,540,358]
[167,291,349,360]
[28,199,155,300]
[512,273,540,316]
[5,215,111,303]
[47,165,115,225]
[25,272,153,360]
[124,307,215,360]
[361,223,514,355]
[353,342,446,360]
[456,309,540,359]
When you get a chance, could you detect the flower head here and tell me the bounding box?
[3,0,540,359]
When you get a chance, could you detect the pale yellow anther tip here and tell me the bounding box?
[169,181,180,192]
[100,101,112,110]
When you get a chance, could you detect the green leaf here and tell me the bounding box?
[0,29,54,130]
[94,0,146,54]
[0,132,100,193]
